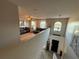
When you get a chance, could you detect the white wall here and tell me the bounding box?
[66,17,79,45]
[0,28,50,59]
[0,0,20,48]
[62,17,79,59]
[64,45,78,59]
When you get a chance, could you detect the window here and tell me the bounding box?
[19,20,29,27]
[54,22,62,31]
[25,21,29,27]
[40,20,46,28]
[19,20,24,27]
[31,21,36,30]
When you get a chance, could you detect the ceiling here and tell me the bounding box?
[9,0,79,19]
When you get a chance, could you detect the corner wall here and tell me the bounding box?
[0,0,20,48]
[66,17,79,45]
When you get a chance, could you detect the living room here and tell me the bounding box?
[0,0,79,59]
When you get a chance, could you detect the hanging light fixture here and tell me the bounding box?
[27,16,32,21]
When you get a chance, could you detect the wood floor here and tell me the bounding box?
[20,33,36,42]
